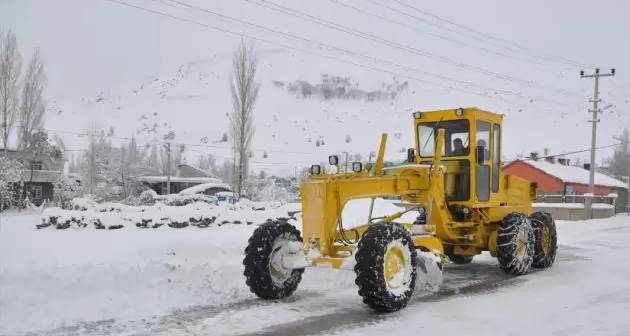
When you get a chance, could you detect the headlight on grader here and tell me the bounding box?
[310,164,321,175]
[352,162,363,173]
[328,155,339,166]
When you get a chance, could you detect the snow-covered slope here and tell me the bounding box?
[46,49,627,176]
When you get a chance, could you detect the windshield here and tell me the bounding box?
[418,120,470,157]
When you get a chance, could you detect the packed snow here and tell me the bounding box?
[1,200,630,335]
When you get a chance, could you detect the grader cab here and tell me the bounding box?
[244,107,557,312]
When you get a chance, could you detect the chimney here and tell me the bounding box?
[544,148,550,157]
[583,163,591,170]
[530,152,539,161]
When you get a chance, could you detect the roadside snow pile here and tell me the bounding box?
[38,200,301,230]
[0,211,263,335]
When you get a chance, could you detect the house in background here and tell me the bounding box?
[139,163,230,195]
[3,149,64,205]
[503,159,628,213]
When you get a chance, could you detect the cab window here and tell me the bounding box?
[476,121,491,201]
[418,120,470,157]
[492,124,501,193]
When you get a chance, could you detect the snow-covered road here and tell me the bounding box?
[1,205,629,336]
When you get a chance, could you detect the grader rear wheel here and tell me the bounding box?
[530,211,558,268]
[243,220,305,299]
[354,223,417,312]
[497,213,534,275]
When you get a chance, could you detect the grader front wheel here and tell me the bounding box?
[354,223,417,312]
[497,213,535,275]
[243,220,305,299]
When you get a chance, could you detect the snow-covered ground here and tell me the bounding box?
[1,202,630,336]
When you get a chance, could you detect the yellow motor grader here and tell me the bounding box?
[244,107,557,312]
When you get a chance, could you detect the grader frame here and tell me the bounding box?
[243,107,556,312]
[300,107,534,267]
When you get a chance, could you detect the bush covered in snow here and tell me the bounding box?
[0,156,23,211]
[244,177,297,202]
[53,175,83,208]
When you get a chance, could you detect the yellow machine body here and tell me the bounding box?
[300,107,535,268]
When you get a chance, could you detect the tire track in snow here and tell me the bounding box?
[232,249,585,336]
[16,250,585,336]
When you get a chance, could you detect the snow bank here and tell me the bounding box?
[0,212,260,334]
[40,199,303,230]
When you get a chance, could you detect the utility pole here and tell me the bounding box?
[580,68,615,219]
[165,142,171,194]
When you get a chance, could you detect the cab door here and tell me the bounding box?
[475,121,491,202]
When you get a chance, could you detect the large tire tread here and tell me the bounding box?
[354,223,417,312]
[243,220,304,300]
[497,213,534,275]
[530,211,558,268]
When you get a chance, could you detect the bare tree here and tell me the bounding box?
[228,40,259,197]
[0,30,22,151]
[18,49,46,150]
[608,127,630,178]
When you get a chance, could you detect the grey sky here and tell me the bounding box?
[1,0,629,166]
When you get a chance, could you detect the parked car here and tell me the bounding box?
[215,191,237,205]
[179,182,231,196]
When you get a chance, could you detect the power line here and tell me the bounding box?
[507,142,625,163]
[154,0,583,110]
[327,0,557,70]
[237,0,585,101]
[388,0,596,69]
[102,0,521,103]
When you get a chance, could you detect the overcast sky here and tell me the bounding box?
[1,0,629,166]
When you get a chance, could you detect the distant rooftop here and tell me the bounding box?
[517,160,627,189]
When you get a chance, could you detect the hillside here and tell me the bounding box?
[42,47,626,176]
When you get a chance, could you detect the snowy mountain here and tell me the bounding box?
[44,48,627,176]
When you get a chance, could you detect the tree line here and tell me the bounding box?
[0,29,47,151]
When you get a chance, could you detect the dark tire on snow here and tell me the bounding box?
[530,211,558,268]
[497,213,534,275]
[354,223,417,313]
[448,254,474,264]
[243,220,304,300]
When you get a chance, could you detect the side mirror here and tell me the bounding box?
[476,146,485,164]
[407,148,416,163]
[328,155,339,166]
[351,162,363,173]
